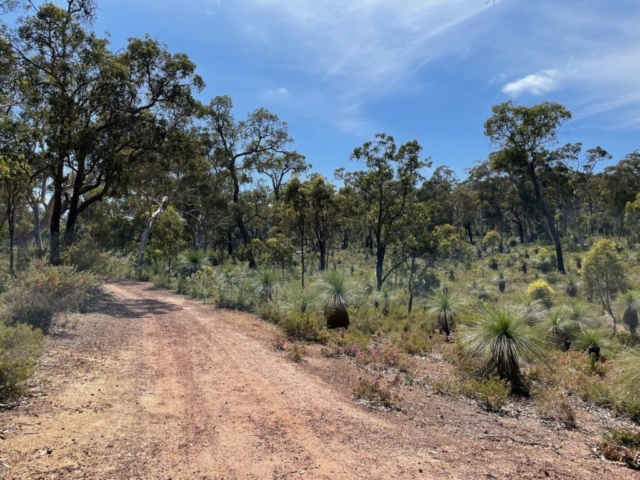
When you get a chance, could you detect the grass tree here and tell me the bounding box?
[583,239,626,334]
[425,289,464,337]
[254,270,278,302]
[614,347,640,402]
[179,250,210,276]
[317,270,358,329]
[572,328,612,362]
[459,304,550,393]
[621,292,640,334]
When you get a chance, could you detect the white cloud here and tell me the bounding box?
[502,70,558,97]
[267,87,289,98]
[491,1,640,129]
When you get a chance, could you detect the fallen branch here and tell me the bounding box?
[479,435,542,447]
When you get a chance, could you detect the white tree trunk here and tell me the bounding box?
[135,197,168,278]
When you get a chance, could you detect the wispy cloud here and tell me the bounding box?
[494,1,640,129]
[202,0,498,132]
[225,0,496,99]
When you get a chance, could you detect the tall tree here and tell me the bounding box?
[8,0,203,264]
[203,95,293,269]
[338,133,430,290]
[484,101,571,273]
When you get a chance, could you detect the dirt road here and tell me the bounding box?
[1,282,637,479]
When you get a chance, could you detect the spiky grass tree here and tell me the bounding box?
[572,328,612,362]
[426,289,464,337]
[538,309,573,350]
[179,250,210,276]
[495,271,506,293]
[282,285,318,314]
[621,292,640,334]
[614,348,640,402]
[459,305,550,393]
[564,273,579,298]
[317,270,358,329]
[254,270,278,302]
[563,302,591,327]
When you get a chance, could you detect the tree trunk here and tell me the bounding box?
[528,165,565,274]
[8,203,15,275]
[135,198,168,278]
[319,239,326,271]
[375,241,386,291]
[31,201,44,256]
[49,167,64,266]
[465,223,474,245]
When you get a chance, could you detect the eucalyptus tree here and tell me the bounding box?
[256,151,309,201]
[202,95,295,269]
[7,0,203,264]
[338,133,430,290]
[485,101,572,273]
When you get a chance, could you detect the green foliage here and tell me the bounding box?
[5,263,100,333]
[583,239,625,311]
[0,323,43,401]
[482,230,501,255]
[179,250,210,276]
[254,270,278,302]
[527,280,555,308]
[460,377,511,413]
[425,289,463,336]
[278,311,328,343]
[459,304,550,391]
[614,348,640,405]
[148,207,187,271]
[317,270,358,311]
[214,267,256,311]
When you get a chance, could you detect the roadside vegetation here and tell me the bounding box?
[1,0,640,470]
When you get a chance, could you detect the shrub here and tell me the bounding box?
[527,280,555,308]
[395,330,433,355]
[601,430,640,470]
[534,389,577,429]
[182,267,217,300]
[0,323,43,401]
[278,311,328,343]
[5,264,100,333]
[460,377,510,412]
[286,343,307,363]
[352,377,394,408]
[214,267,256,311]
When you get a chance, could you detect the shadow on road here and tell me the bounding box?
[85,286,183,319]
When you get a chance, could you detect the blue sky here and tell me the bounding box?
[91,0,638,177]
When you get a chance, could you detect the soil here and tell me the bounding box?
[1,281,638,479]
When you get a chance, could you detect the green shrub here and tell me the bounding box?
[0,323,43,401]
[214,267,256,311]
[182,267,217,300]
[278,311,328,343]
[527,280,555,308]
[395,330,433,355]
[6,264,100,333]
[460,377,510,412]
